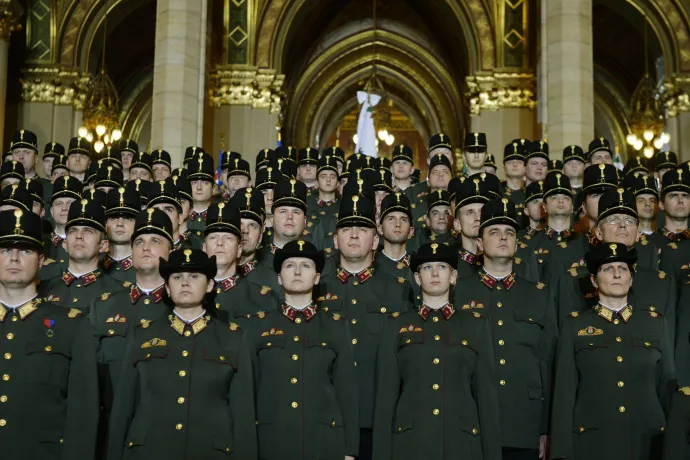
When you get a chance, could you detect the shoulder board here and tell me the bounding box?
[536,282,546,290]
[68,308,82,318]
[679,387,690,396]
[122,281,132,287]
[101,292,111,301]
[568,268,578,277]
[569,311,579,318]
[140,319,152,329]
[658,271,667,280]
[42,258,56,266]
[229,322,240,332]
[260,286,272,295]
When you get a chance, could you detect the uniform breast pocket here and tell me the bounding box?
[24,340,72,387]
[574,336,610,359]
[632,338,663,362]
[306,337,338,365]
[365,303,394,334]
[202,347,236,370]
[397,332,425,351]
[133,346,170,369]
[100,323,130,362]
[512,310,544,348]
[257,335,287,356]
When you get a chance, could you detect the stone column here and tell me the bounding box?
[151,0,208,168]
[210,67,283,175]
[0,0,23,149]
[544,0,594,152]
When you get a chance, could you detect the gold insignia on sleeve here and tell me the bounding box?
[536,282,545,290]
[577,326,603,336]
[68,308,82,318]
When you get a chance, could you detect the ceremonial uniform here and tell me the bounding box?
[107,249,257,460]
[101,254,136,283]
[187,153,216,234]
[662,387,690,460]
[308,153,340,251]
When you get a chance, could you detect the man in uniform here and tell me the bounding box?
[128,151,153,183]
[90,208,173,448]
[322,145,346,175]
[502,141,526,205]
[524,140,549,187]
[101,187,141,282]
[10,129,52,205]
[0,160,24,190]
[375,192,415,287]
[562,145,586,193]
[648,168,690,249]
[38,198,123,311]
[0,208,99,459]
[520,180,544,240]
[42,142,64,184]
[187,153,215,234]
[318,187,414,459]
[50,154,69,182]
[43,176,82,269]
[307,155,340,251]
[587,137,615,165]
[148,178,199,251]
[391,144,414,192]
[485,153,498,175]
[297,147,319,190]
[151,149,172,181]
[411,189,456,249]
[256,177,309,271]
[453,174,490,277]
[554,187,674,334]
[94,165,124,194]
[453,197,557,460]
[204,201,277,325]
[655,150,679,186]
[119,139,138,182]
[65,137,92,182]
[255,164,279,246]
[404,133,453,202]
[463,132,488,177]
[410,153,453,228]
[626,172,659,237]
[223,155,251,199]
[171,173,203,248]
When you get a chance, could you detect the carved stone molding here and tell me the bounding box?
[465,72,536,115]
[20,67,91,109]
[209,67,285,114]
[660,77,690,117]
[0,0,23,41]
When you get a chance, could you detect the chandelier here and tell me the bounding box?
[78,3,122,154]
[626,17,670,159]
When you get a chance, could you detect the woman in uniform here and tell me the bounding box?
[373,242,501,460]
[107,248,257,460]
[245,239,359,460]
[550,243,675,460]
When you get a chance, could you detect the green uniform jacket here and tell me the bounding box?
[550,305,675,460]
[38,268,125,312]
[661,240,690,285]
[174,229,204,252]
[39,256,68,281]
[520,227,579,281]
[213,275,279,328]
[374,252,418,298]
[108,313,257,460]
[673,282,690,386]
[0,298,99,460]
[648,228,675,252]
[246,305,359,459]
[43,231,69,264]
[89,283,169,420]
[318,267,413,428]
[554,263,676,338]
[239,258,284,300]
[408,228,460,253]
[662,387,690,460]
[187,208,208,234]
[100,254,136,284]
[455,245,541,283]
[453,270,557,449]
[306,195,338,223]
[373,306,502,460]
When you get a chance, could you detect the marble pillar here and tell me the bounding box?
[151,0,207,168]
[544,0,594,154]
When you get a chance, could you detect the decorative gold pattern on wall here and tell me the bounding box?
[497,0,529,69]
[20,67,90,108]
[0,0,23,40]
[26,0,53,62]
[661,77,690,117]
[59,0,97,67]
[465,72,536,115]
[209,67,284,113]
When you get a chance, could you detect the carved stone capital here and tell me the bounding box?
[465,72,536,115]
[661,77,690,117]
[20,67,91,108]
[209,66,285,114]
[0,0,23,40]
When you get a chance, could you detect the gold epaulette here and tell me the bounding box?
[42,258,56,266]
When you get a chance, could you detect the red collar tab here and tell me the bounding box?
[218,275,239,292]
[62,269,100,287]
[418,303,455,320]
[281,303,318,322]
[131,284,165,304]
[189,209,208,221]
[545,227,571,240]
[662,228,690,241]
[479,270,516,290]
[239,260,256,276]
[51,233,63,247]
[459,250,477,266]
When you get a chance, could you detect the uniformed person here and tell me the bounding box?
[453,174,490,277]
[411,189,457,249]
[318,187,413,459]
[256,177,309,270]
[187,153,216,234]
[0,208,99,459]
[107,248,257,460]
[562,145,586,193]
[50,153,70,182]
[550,243,674,460]
[0,160,24,190]
[297,147,319,190]
[148,178,200,251]
[172,173,203,247]
[375,192,415,288]
[129,151,153,183]
[94,164,125,194]
[43,176,82,268]
[323,145,346,175]
[587,137,615,165]
[182,145,205,168]
[65,136,92,182]
[10,129,52,205]
[410,153,453,228]
[307,155,340,251]
[485,153,498,175]
[648,168,690,249]
[119,139,139,182]
[553,188,675,336]
[204,201,278,326]
[519,180,544,240]
[255,148,276,173]
[453,197,557,459]
[101,186,141,282]
[90,208,174,451]
[24,177,45,217]
[524,141,549,190]
[245,240,359,459]
[391,144,414,192]
[42,141,64,187]
[255,163,279,246]
[151,149,172,181]
[463,132,488,177]
[502,141,526,208]
[373,242,501,460]
[38,198,123,311]
[625,172,660,238]
[404,133,453,202]
[662,385,690,460]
